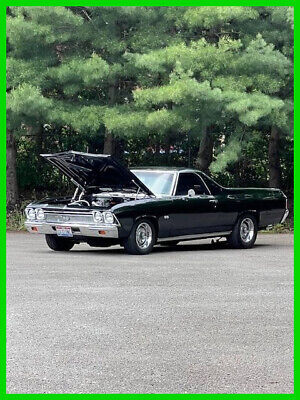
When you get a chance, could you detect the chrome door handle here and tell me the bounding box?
[209,199,218,204]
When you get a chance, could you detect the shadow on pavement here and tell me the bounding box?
[55,240,271,256]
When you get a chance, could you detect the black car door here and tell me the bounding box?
[199,172,239,232]
[169,172,221,237]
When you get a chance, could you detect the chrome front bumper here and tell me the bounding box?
[280,209,289,224]
[25,221,119,238]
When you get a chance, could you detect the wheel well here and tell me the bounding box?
[237,210,259,224]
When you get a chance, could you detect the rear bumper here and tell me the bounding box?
[25,221,119,239]
[280,209,289,224]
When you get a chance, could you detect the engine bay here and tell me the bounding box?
[67,190,150,209]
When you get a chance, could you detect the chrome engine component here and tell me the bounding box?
[91,196,112,208]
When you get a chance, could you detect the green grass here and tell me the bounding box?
[6,203,27,231]
[260,220,294,234]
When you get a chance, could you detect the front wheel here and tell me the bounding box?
[123,219,156,255]
[227,214,257,249]
[45,234,74,251]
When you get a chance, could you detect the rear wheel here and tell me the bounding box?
[45,234,74,251]
[227,214,257,249]
[123,219,156,255]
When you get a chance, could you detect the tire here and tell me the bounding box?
[123,219,156,255]
[227,214,258,249]
[45,234,74,251]
[160,241,179,247]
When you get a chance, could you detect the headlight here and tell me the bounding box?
[103,212,114,224]
[93,211,103,223]
[36,208,45,220]
[26,208,36,220]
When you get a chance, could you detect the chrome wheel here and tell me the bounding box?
[240,217,255,243]
[135,222,153,250]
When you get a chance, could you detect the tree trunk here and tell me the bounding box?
[195,125,214,173]
[114,138,125,163]
[103,131,114,154]
[268,126,281,188]
[36,124,44,154]
[6,130,19,210]
[103,85,116,156]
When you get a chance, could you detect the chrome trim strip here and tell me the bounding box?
[171,171,180,196]
[280,209,289,224]
[25,221,118,229]
[157,231,232,243]
[194,172,212,195]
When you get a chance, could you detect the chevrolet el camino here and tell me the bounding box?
[25,151,289,255]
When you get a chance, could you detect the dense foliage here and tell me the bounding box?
[6,6,294,209]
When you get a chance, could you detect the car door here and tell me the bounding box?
[169,172,220,237]
[199,172,239,231]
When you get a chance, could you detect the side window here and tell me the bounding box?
[175,173,209,196]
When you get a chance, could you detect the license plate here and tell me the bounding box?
[56,226,73,237]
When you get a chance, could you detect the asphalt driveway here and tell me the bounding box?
[6,232,294,394]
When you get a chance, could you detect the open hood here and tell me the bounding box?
[41,151,154,196]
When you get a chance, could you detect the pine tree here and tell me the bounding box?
[107,30,291,176]
[6,6,186,207]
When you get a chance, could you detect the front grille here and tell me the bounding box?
[44,211,94,224]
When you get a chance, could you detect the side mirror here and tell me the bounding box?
[188,189,196,197]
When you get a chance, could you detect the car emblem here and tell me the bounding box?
[58,215,70,222]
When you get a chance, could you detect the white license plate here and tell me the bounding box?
[56,226,73,237]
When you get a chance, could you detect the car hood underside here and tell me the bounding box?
[41,151,154,196]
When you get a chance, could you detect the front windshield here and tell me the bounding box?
[132,170,175,196]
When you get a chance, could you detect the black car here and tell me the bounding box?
[25,151,289,255]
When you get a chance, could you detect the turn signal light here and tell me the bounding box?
[98,230,106,235]
[31,227,38,232]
